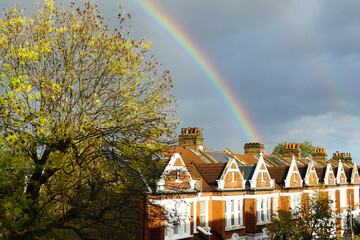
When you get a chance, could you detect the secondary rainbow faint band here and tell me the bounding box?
[130,0,261,143]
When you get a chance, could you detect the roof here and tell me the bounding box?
[238,165,257,189]
[202,151,232,163]
[234,154,258,165]
[164,147,208,166]
[264,155,289,167]
[193,163,226,190]
[315,167,326,183]
[298,166,308,179]
[345,168,352,182]
[268,167,289,186]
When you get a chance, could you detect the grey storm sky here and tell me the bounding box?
[3,0,360,162]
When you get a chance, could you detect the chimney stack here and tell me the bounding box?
[332,151,352,163]
[284,143,301,160]
[178,127,204,151]
[312,148,328,166]
[244,142,264,158]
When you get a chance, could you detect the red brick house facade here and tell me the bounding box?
[141,128,360,240]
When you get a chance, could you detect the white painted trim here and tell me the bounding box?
[212,193,278,201]
[217,158,246,190]
[249,153,274,189]
[156,153,196,192]
[284,156,303,188]
[304,161,319,186]
[351,162,359,184]
[324,163,335,186]
[336,160,346,184]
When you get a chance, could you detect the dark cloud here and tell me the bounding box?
[3,0,360,162]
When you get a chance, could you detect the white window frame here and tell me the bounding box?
[257,197,271,225]
[225,198,244,231]
[340,188,347,208]
[165,201,192,240]
[199,200,208,228]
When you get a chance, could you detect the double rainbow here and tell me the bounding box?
[130,0,261,143]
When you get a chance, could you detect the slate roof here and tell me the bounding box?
[298,166,308,179]
[345,168,352,182]
[333,167,338,177]
[264,155,289,167]
[202,151,232,163]
[238,165,256,189]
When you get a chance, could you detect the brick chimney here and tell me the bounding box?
[312,148,328,166]
[178,127,204,151]
[332,151,352,163]
[284,143,301,160]
[244,142,264,158]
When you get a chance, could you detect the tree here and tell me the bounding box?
[0,1,176,239]
[267,186,336,240]
[272,140,316,157]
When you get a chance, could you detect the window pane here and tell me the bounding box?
[200,201,205,214]
[174,224,179,234]
[200,216,206,227]
[231,213,235,225]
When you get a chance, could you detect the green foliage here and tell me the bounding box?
[267,186,336,240]
[0,1,177,239]
[272,140,316,157]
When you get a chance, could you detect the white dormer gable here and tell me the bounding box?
[304,161,318,186]
[156,153,196,192]
[324,163,336,186]
[250,154,274,189]
[216,158,246,190]
[336,160,347,185]
[351,162,360,184]
[284,156,303,188]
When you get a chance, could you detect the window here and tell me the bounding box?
[199,201,208,227]
[225,199,243,230]
[165,201,191,239]
[257,198,271,225]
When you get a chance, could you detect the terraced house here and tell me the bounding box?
[140,127,360,240]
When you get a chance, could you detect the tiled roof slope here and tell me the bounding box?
[233,153,258,165]
[164,147,209,165]
[316,167,326,183]
[193,163,226,191]
[328,159,353,168]
[268,167,289,188]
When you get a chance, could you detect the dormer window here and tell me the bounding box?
[293,173,298,182]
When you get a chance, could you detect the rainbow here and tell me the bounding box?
[129,0,261,143]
